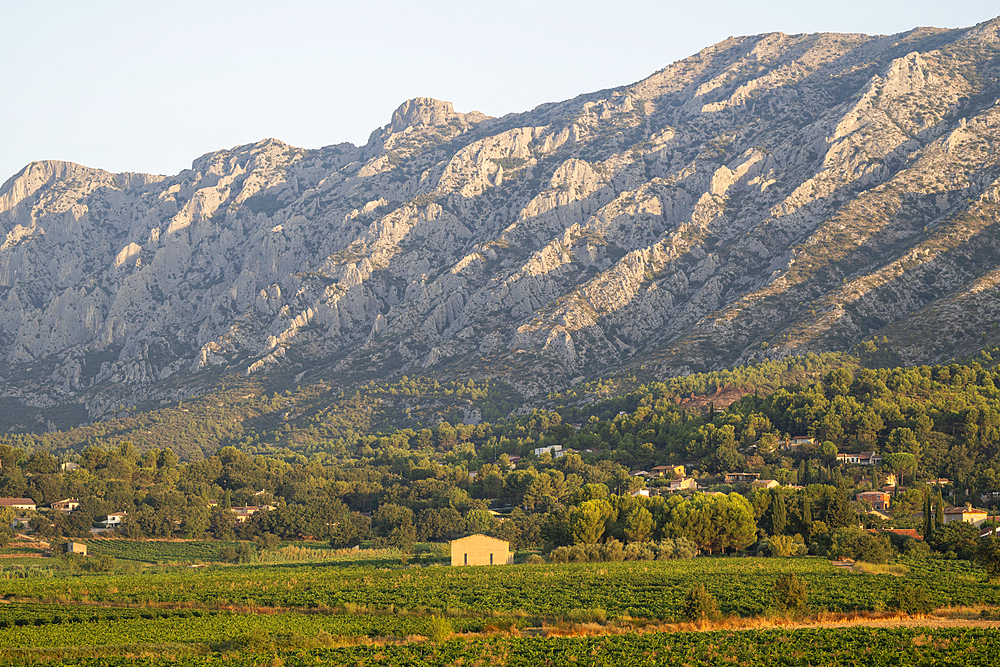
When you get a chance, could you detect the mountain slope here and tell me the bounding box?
[4,17,1000,422]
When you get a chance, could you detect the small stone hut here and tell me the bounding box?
[65,541,87,556]
[450,534,513,566]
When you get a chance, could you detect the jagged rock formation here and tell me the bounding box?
[5,17,1000,420]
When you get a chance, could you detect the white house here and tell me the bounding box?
[101,511,128,526]
[532,444,563,457]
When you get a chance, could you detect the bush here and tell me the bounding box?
[599,539,625,562]
[771,573,808,614]
[656,537,698,559]
[681,584,719,622]
[889,584,935,615]
[826,527,891,563]
[547,546,570,563]
[759,535,806,557]
[525,554,545,565]
[426,615,452,642]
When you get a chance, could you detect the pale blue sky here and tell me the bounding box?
[2,1,997,181]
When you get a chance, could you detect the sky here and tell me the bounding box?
[2,0,998,182]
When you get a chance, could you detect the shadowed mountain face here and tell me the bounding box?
[4,19,1000,419]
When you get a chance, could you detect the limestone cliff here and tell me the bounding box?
[5,18,1000,420]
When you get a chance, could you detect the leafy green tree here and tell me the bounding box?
[824,491,856,529]
[570,499,613,545]
[974,537,1000,578]
[929,521,980,559]
[372,503,416,553]
[881,453,917,491]
[622,506,654,544]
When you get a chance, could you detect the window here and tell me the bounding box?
[490,553,493,565]
[464,553,467,565]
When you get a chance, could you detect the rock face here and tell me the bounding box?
[5,17,1000,419]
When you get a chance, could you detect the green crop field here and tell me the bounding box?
[3,557,999,619]
[3,627,1000,666]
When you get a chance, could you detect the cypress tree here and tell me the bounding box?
[935,490,945,526]
[802,494,813,527]
[922,489,933,541]
[771,492,787,536]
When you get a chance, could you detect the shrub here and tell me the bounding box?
[525,554,545,565]
[599,539,625,562]
[656,538,698,559]
[426,615,452,642]
[889,584,935,615]
[681,584,719,622]
[771,573,809,614]
[547,547,570,564]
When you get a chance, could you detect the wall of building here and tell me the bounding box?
[450,535,513,566]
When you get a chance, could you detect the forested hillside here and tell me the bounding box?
[3,349,1000,564]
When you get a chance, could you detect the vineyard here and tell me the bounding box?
[0,603,485,651]
[83,539,407,565]
[3,627,1000,666]
[3,557,999,619]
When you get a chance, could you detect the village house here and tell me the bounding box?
[651,464,686,478]
[724,472,760,485]
[781,436,815,451]
[943,506,989,526]
[100,511,128,527]
[50,499,80,513]
[857,491,891,511]
[752,479,780,490]
[450,534,513,566]
[835,452,882,466]
[0,498,36,512]
[669,477,698,492]
[532,444,563,458]
[231,505,274,523]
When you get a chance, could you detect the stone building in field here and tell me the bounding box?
[450,534,513,566]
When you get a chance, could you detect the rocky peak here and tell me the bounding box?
[364,98,491,157]
[389,97,486,134]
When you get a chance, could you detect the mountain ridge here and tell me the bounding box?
[4,16,1000,427]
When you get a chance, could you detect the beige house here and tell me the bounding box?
[51,499,81,513]
[0,498,36,511]
[450,534,513,566]
[652,465,685,478]
[669,477,698,492]
[943,506,989,526]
